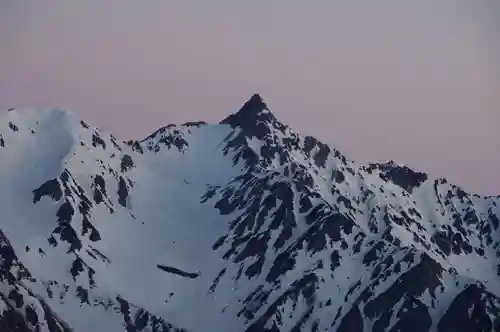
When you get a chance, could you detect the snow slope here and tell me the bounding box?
[0,94,499,332]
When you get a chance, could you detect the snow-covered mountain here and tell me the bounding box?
[0,94,499,332]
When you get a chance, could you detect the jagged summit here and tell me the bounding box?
[244,93,267,109]
[220,93,274,126]
[219,93,282,142]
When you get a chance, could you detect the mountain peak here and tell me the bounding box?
[238,93,268,115]
[220,93,275,127]
[245,93,267,109]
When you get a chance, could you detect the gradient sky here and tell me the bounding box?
[1,1,499,195]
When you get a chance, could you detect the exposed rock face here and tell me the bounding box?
[0,97,499,332]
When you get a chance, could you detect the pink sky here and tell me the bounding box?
[1,1,499,195]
